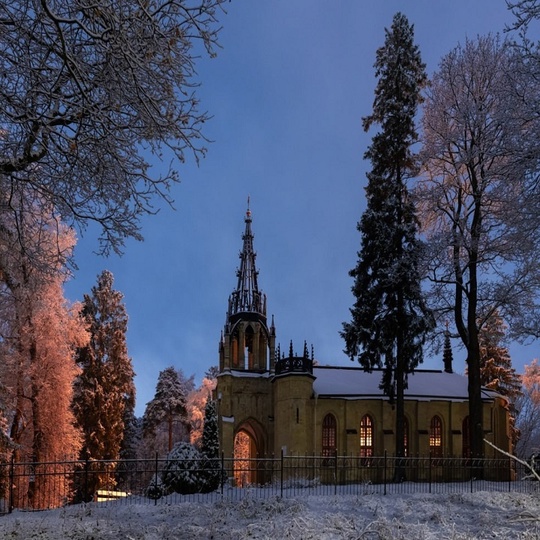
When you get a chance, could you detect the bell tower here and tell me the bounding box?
[217,202,277,463]
[219,202,276,373]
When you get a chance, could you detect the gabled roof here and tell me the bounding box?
[312,366,501,403]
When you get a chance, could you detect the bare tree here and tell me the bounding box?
[417,35,540,458]
[0,0,225,255]
[515,360,540,459]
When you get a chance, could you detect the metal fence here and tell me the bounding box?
[1,454,539,513]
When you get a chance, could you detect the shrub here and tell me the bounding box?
[161,442,221,494]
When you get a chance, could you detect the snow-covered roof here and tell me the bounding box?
[219,369,271,379]
[312,366,500,403]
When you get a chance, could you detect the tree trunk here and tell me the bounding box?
[468,337,484,459]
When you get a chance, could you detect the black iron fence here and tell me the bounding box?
[1,453,539,513]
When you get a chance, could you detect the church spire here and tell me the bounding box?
[228,200,266,319]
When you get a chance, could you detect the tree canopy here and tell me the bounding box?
[417,35,540,457]
[0,0,225,255]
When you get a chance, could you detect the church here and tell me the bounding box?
[215,206,511,475]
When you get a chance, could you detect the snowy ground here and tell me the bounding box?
[1,491,540,539]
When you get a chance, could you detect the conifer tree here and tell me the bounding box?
[341,13,433,466]
[201,399,219,459]
[478,313,522,445]
[142,367,189,454]
[73,270,135,498]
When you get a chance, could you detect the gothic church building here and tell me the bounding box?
[216,208,511,473]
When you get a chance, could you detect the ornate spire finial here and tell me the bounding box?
[227,202,266,318]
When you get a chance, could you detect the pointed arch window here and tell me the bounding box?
[360,415,374,458]
[322,414,337,464]
[430,415,443,458]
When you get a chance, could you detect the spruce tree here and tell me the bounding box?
[73,270,135,499]
[478,312,522,445]
[142,366,189,454]
[200,398,221,492]
[201,399,219,459]
[341,13,433,467]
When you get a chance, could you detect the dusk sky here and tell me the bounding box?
[64,1,539,416]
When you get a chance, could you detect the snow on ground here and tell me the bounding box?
[1,491,540,539]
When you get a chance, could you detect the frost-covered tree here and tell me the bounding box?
[188,376,217,448]
[72,270,135,499]
[0,0,225,256]
[515,360,540,458]
[478,313,522,445]
[341,13,433,464]
[142,367,190,455]
[417,35,540,458]
[0,194,87,508]
[201,399,219,459]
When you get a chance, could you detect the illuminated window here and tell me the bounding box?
[322,414,337,457]
[360,415,374,458]
[429,416,443,458]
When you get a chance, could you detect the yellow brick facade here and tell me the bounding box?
[216,206,511,472]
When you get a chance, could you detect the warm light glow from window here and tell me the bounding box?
[360,415,374,457]
[430,416,443,457]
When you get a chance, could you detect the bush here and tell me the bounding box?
[161,442,222,494]
[145,475,169,500]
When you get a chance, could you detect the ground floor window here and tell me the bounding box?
[322,413,337,461]
[360,414,374,458]
[430,415,443,458]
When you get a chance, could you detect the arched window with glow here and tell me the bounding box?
[360,415,374,458]
[430,415,443,458]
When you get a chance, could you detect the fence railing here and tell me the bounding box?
[1,453,539,513]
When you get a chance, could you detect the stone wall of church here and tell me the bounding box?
[217,372,274,458]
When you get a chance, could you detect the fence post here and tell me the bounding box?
[84,458,89,502]
[9,454,14,513]
[384,450,387,496]
[334,451,338,496]
[154,453,159,506]
[221,452,225,496]
[428,454,432,494]
[508,457,512,493]
[280,449,284,499]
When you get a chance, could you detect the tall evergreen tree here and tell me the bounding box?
[142,366,189,454]
[341,13,433,466]
[201,399,219,459]
[73,270,135,497]
[478,312,522,446]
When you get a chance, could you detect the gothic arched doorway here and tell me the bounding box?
[233,419,266,486]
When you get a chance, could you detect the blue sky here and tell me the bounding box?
[64,1,538,416]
